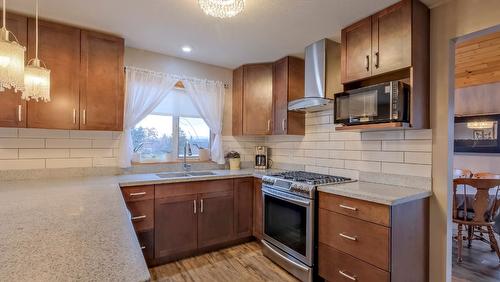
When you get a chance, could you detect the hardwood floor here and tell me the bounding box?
[149,241,298,282]
[452,233,500,282]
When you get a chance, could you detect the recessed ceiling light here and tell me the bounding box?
[182,46,192,53]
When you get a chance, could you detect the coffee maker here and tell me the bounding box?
[255,146,268,169]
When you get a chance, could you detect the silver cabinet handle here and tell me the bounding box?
[140,246,146,250]
[17,105,22,122]
[131,215,146,221]
[375,51,380,69]
[193,199,197,214]
[282,119,286,132]
[129,192,147,197]
[82,109,86,125]
[267,120,271,133]
[365,55,370,71]
[339,270,357,281]
[339,233,357,241]
[73,108,76,124]
[339,204,358,211]
[200,199,204,213]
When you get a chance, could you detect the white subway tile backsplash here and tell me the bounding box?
[344,141,381,151]
[70,130,113,139]
[382,162,431,177]
[0,149,18,159]
[331,150,362,160]
[0,128,18,138]
[46,139,91,149]
[92,139,120,149]
[345,160,381,172]
[112,131,123,140]
[405,129,432,140]
[362,151,404,162]
[0,138,45,149]
[19,128,69,139]
[93,157,117,167]
[19,149,70,159]
[329,168,360,179]
[70,149,113,158]
[0,159,45,170]
[46,158,93,169]
[330,132,361,141]
[382,140,432,152]
[405,152,432,164]
[362,130,404,140]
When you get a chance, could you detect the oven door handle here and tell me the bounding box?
[262,187,311,206]
[261,240,310,272]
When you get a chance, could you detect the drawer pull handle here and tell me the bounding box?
[193,199,197,214]
[200,199,204,213]
[339,204,358,211]
[131,215,146,221]
[129,192,147,197]
[339,270,357,281]
[141,246,146,250]
[339,233,357,241]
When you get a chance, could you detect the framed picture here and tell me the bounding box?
[454,114,500,153]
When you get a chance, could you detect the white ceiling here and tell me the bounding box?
[5,0,442,69]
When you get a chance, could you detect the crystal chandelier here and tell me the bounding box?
[0,0,26,93]
[198,0,245,18]
[22,0,50,102]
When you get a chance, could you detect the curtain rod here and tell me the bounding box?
[125,66,230,89]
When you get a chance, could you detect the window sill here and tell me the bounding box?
[131,159,215,166]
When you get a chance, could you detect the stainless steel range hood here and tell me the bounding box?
[288,39,342,112]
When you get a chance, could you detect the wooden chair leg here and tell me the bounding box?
[457,224,463,262]
[486,226,500,262]
[467,225,473,248]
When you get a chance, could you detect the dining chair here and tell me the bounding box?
[453,178,500,262]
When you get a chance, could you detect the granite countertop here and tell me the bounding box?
[0,168,278,281]
[318,181,432,206]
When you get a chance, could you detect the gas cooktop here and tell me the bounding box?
[261,171,355,198]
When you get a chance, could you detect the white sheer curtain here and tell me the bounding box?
[119,67,178,167]
[181,78,226,164]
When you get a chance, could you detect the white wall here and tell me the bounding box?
[454,154,500,174]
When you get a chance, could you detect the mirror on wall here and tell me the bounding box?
[454,114,500,153]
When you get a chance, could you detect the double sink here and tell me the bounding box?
[156,171,217,179]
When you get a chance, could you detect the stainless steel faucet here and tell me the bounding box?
[183,141,192,171]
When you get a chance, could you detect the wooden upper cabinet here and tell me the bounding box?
[341,17,372,83]
[80,30,124,131]
[27,20,80,129]
[239,63,273,135]
[273,56,305,135]
[232,66,244,136]
[371,0,412,75]
[0,13,27,128]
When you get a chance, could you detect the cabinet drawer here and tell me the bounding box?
[319,243,389,282]
[136,229,154,262]
[128,199,154,232]
[319,192,390,226]
[122,185,154,202]
[318,209,390,271]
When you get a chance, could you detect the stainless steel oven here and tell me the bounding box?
[334,80,410,126]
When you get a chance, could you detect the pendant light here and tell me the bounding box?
[22,0,50,102]
[0,0,26,92]
[198,0,245,19]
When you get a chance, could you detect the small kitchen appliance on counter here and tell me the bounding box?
[261,171,355,282]
[255,146,268,169]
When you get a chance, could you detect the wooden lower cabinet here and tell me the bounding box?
[155,194,198,259]
[253,178,263,240]
[122,178,255,266]
[318,192,429,281]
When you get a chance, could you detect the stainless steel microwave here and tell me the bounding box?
[333,81,410,126]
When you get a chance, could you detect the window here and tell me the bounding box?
[131,89,211,163]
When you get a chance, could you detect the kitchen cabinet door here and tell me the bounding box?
[197,189,234,249]
[234,178,253,238]
[27,20,80,129]
[155,194,198,259]
[341,17,372,83]
[232,66,243,136]
[273,56,305,135]
[243,63,273,135]
[253,178,263,240]
[371,0,411,75]
[80,30,124,131]
[0,13,27,128]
